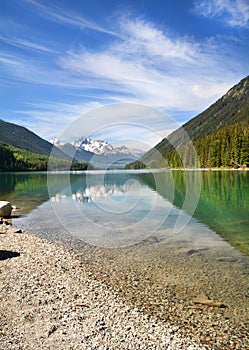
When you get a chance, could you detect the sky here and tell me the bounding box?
[1,0,249,149]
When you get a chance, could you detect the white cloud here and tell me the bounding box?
[117,16,200,62]
[0,35,56,54]
[58,16,237,111]
[57,103,178,150]
[1,13,241,108]
[0,54,23,65]
[24,0,119,37]
[12,100,104,140]
[194,0,249,27]
[14,102,178,149]
[2,11,246,146]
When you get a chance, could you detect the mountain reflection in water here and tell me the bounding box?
[0,170,248,255]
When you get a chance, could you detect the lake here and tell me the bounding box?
[1,170,249,344]
[1,170,248,255]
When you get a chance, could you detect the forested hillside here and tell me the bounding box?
[127,76,249,169]
[0,119,69,160]
[0,143,93,172]
[194,122,248,168]
[127,122,248,169]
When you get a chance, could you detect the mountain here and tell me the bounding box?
[72,137,144,157]
[0,142,92,172]
[59,143,94,162]
[127,76,249,169]
[51,136,144,168]
[0,119,93,171]
[0,119,69,160]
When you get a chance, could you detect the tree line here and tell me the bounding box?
[126,122,249,169]
[0,143,93,171]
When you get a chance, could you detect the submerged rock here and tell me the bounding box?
[0,201,12,217]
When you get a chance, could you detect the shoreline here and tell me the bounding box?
[0,166,248,174]
[1,224,249,349]
[0,227,205,350]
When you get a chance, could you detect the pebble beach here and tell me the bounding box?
[0,221,249,349]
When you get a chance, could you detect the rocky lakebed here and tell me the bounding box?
[0,216,249,349]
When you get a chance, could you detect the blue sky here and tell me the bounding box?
[1,0,249,148]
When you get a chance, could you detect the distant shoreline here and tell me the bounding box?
[0,166,248,173]
[160,167,249,171]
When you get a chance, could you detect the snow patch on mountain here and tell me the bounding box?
[49,137,61,147]
[71,137,144,157]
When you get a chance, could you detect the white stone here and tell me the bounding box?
[0,201,12,217]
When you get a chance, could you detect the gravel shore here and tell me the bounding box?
[0,223,248,349]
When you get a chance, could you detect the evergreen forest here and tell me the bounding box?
[0,143,93,172]
[126,122,249,169]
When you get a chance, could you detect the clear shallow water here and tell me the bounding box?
[0,170,248,255]
[1,170,249,347]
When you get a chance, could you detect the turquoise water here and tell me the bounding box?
[0,170,248,255]
[141,170,249,255]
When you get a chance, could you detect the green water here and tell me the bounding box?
[140,170,249,256]
[0,170,248,255]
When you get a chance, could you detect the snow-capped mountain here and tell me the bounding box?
[49,136,144,168]
[49,137,61,147]
[71,137,144,157]
[72,137,112,154]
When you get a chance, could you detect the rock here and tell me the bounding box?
[187,249,198,255]
[47,324,57,337]
[0,201,12,217]
[3,218,12,225]
[0,250,20,260]
[8,227,23,234]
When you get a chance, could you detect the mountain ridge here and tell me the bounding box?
[127,75,249,169]
[0,119,70,160]
[0,119,94,171]
[50,136,144,168]
[50,136,144,157]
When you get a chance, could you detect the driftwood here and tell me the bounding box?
[192,297,227,308]
[75,303,90,307]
